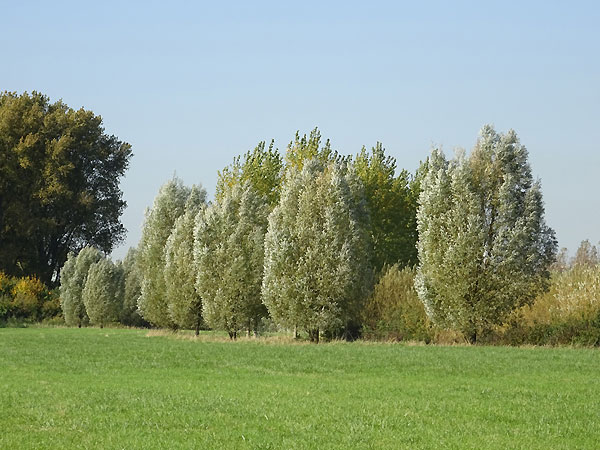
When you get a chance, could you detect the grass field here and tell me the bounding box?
[1,328,599,449]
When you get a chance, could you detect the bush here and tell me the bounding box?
[362,265,431,342]
[0,272,61,323]
[491,263,600,347]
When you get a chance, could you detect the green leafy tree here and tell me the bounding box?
[119,247,146,327]
[285,128,343,170]
[354,143,418,272]
[0,91,131,285]
[59,246,102,327]
[194,183,269,338]
[164,189,206,334]
[82,258,121,328]
[416,126,557,342]
[137,179,205,328]
[263,159,372,342]
[216,141,283,207]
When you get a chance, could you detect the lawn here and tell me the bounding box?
[1,327,599,449]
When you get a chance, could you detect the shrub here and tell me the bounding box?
[362,265,430,342]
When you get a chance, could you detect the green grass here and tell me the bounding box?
[1,328,599,449]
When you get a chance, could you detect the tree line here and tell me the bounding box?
[3,92,596,344]
[58,126,572,344]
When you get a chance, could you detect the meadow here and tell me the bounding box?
[1,327,599,449]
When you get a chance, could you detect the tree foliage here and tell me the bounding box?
[0,91,131,285]
[119,247,146,326]
[284,128,343,170]
[263,159,372,341]
[59,246,102,327]
[354,143,418,272]
[137,179,206,328]
[164,195,206,334]
[82,258,122,328]
[362,265,429,341]
[194,183,269,338]
[216,141,283,207]
[416,126,557,342]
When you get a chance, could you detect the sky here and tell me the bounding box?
[3,0,599,259]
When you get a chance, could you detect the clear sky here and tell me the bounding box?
[3,0,599,259]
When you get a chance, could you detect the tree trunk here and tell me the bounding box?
[195,319,200,336]
[293,325,298,339]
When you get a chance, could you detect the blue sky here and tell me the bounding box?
[3,0,599,259]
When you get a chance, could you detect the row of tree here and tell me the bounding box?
[60,247,145,328]
[133,130,420,341]
[58,126,559,343]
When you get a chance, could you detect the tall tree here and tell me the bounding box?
[119,247,146,326]
[262,159,372,342]
[164,190,206,334]
[82,258,122,328]
[0,91,131,285]
[137,179,205,328]
[59,246,102,327]
[284,128,343,171]
[194,183,269,338]
[415,126,557,342]
[216,140,283,207]
[354,143,418,272]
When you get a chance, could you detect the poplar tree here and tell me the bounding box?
[284,128,343,170]
[194,183,269,338]
[262,159,372,342]
[120,247,146,326]
[216,140,283,207]
[59,246,102,327]
[164,188,206,334]
[82,258,121,328]
[137,178,205,327]
[354,143,418,272]
[416,126,557,342]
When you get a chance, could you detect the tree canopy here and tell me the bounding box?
[415,126,557,342]
[0,91,132,285]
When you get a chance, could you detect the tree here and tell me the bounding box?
[354,143,418,272]
[194,183,269,338]
[82,258,121,328]
[59,246,102,327]
[415,126,557,342]
[285,128,344,171]
[137,179,205,328]
[0,91,131,285]
[572,240,599,268]
[262,159,372,342]
[164,191,206,334]
[119,247,146,327]
[216,140,283,207]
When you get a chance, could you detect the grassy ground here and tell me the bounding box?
[1,328,599,449]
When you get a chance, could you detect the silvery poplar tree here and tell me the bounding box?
[120,247,146,326]
[59,246,102,327]
[137,178,205,328]
[416,126,557,343]
[194,182,269,339]
[82,258,122,328]
[164,187,207,334]
[262,159,372,343]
